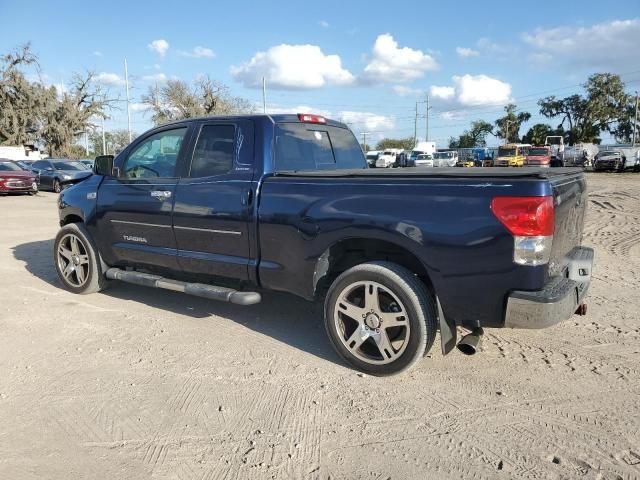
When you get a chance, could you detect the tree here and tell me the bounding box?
[39,71,114,156]
[494,104,531,143]
[538,73,633,144]
[89,129,137,156]
[0,43,46,146]
[521,123,557,145]
[142,76,254,126]
[449,120,493,148]
[375,137,415,151]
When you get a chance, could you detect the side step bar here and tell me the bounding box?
[105,268,261,306]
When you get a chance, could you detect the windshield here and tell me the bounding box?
[0,161,24,171]
[498,148,516,157]
[417,154,432,160]
[528,148,549,156]
[600,151,620,157]
[433,152,453,159]
[53,161,85,171]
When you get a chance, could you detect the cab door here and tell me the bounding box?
[94,125,191,271]
[172,120,255,281]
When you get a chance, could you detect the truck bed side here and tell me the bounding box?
[257,173,580,329]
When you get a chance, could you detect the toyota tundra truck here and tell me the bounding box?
[54,114,593,376]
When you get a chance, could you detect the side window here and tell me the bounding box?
[33,160,49,170]
[189,125,235,178]
[123,128,186,178]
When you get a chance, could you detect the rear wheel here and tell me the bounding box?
[324,261,436,376]
[54,223,108,294]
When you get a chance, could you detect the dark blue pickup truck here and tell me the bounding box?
[54,114,593,375]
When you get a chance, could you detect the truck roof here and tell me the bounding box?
[158,113,349,129]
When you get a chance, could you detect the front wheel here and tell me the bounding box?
[54,223,108,294]
[324,261,437,376]
[53,179,61,193]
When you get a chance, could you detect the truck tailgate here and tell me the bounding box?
[548,171,588,278]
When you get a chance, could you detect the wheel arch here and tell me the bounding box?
[313,237,435,300]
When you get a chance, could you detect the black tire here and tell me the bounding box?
[53,179,61,193]
[324,261,437,376]
[53,223,108,294]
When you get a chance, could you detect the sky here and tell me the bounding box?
[1,0,639,147]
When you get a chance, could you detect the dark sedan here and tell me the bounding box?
[29,159,90,192]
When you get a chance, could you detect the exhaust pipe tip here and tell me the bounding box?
[456,328,483,356]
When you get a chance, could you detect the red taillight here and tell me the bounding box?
[491,196,554,237]
[298,113,327,124]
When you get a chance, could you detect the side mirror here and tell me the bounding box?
[94,155,115,176]
[46,167,54,172]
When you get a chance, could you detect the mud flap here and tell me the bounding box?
[437,297,457,355]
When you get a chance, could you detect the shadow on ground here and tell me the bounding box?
[13,239,343,368]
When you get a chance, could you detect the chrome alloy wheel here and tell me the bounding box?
[333,281,410,365]
[56,233,90,288]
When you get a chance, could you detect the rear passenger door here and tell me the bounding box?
[172,120,255,280]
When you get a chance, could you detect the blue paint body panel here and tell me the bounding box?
[58,114,588,329]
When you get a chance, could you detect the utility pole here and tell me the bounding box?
[632,91,639,147]
[262,77,267,114]
[84,131,89,156]
[361,132,370,152]
[425,94,431,142]
[101,116,107,155]
[504,120,510,144]
[413,102,418,146]
[124,58,132,143]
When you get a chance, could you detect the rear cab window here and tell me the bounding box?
[275,123,365,171]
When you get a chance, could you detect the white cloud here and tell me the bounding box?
[93,51,103,57]
[131,103,150,112]
[94,72,125,86]
[338,111,395,132]
[318,20,329,28]
[430,85,455,101]
[440,110,467,121]
[142,73,167,83]
[392,85,424,97]
[231,44,355,89]
[362,34,438,83]
[430,74,512,107]
[456,47,479,58]
[148,39,169,57]
[522,18,640,70]
[179,46,215,59]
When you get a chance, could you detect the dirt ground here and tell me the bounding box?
[0,172,639,480]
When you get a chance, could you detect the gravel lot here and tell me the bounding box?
[0,172,639,480]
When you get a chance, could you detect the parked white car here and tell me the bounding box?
[376,149,402,168]
[414,153,434,167]
[433,151,458,167]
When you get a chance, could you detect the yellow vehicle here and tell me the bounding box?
[494,144,530,167]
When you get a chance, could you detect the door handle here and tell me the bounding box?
[150,190,172,200]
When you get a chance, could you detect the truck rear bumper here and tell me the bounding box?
[504,246,593,329]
